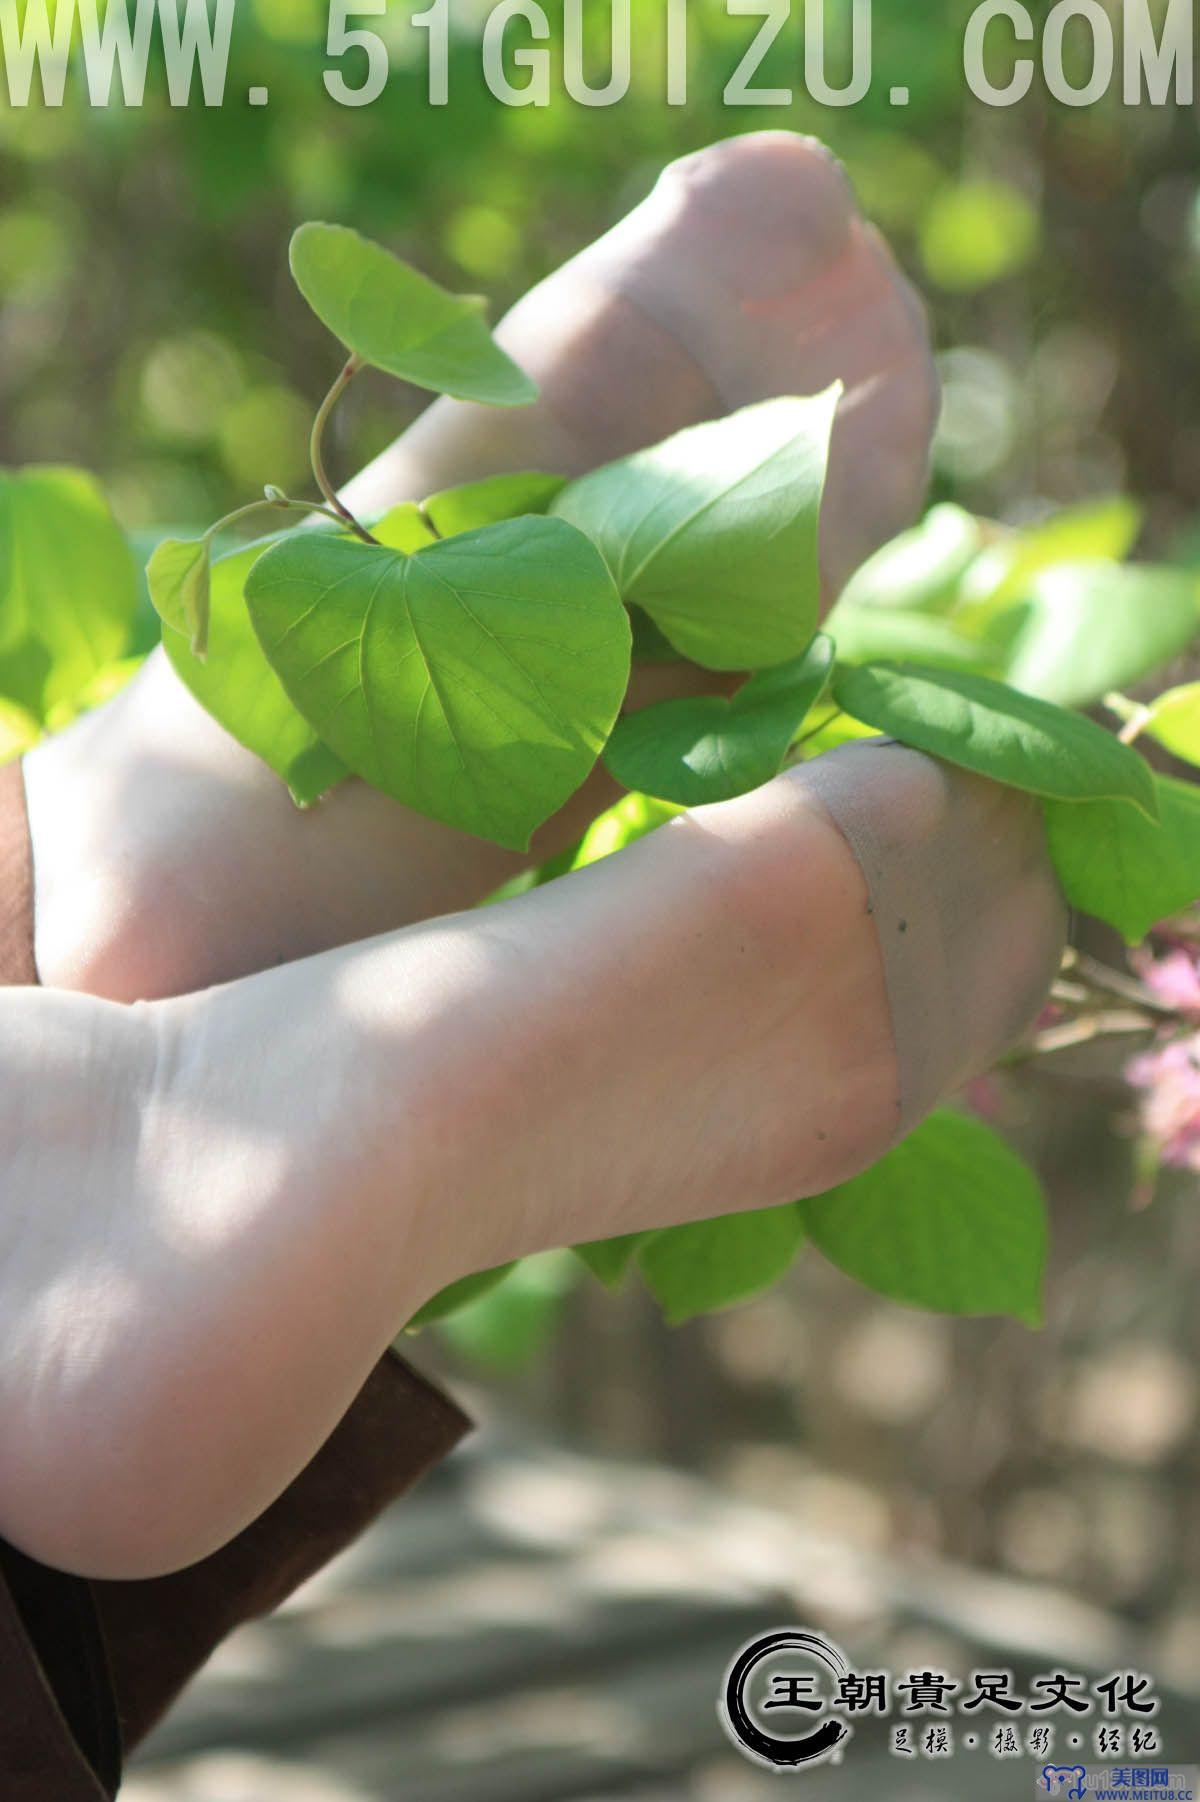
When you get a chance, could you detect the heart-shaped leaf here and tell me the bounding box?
[553,391,840,672]
[422,472,566,538]
[245,515,630,850]
[603,634,834,806]
[803,1109,1047,1325]
[290,223,537,408]
[1044,774,1200,944]
[0,467,136,722]
[147,537,211,656]
[832,661,1157,817]
[162,535,346,808]
[638,1205,806,1327]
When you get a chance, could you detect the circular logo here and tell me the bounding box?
[719,1629,853,1771]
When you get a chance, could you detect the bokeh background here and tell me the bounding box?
[3,2,1199,1796]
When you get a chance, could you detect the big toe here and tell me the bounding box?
[578,133,938,594]
[581,131,859,317]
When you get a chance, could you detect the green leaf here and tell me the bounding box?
[831,662,1158,818]
[369,503,438,553]
[44,656,144,733]
[0,467,136,722]
[603,635,834,806]
[1002,562,1200,708]
[0,697,38,764]
[147,536,211,657]
[638,1206,806,1327]
[795,704,883,759]
[568,790,683,868]
[438,1252,578,1370]
[422,472,566,538]
[839,504,982,613]
[829,606,994,673]
[803,1110,1047,1325]
[246,516,630,850]
[163,535,346,808]
[1129,682,1200,769]
[961,496,1143,610]
[574,1234,651,1290]
[407,1262,516,1329]
[628,605,682,665]
[290,222,537,407]
[1044,774,1200,944]
[553,392,840,672]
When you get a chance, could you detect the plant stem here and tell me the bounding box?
[310,355,376,544]
[1029,1010,1154,1057]
[787,707,846,762]
[1062,947,1178,1020]
[1119,708,1153,747]
[204,493,351,550]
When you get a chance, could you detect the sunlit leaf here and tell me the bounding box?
[44,656,145,732]
[1002,562,1199,708]
[147,536,211,656]
[290,222,537,406]
[0,697,38,764]
[369,503,437,553]
[554,392,840,672]
[960,496,1143,611]
[839,504,982,613]
[566,790,683,868]
[246,516,630,849]
[162,534,346,808]
[422,471,566,538]
[0,467,136,722]
[1131,682,1200,769]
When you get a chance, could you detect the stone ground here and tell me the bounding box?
[126,1430,1200,1802]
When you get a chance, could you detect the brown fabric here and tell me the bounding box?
[0,1567,114,1802]
[0,755,472,1793]
[92,1353,469,1751]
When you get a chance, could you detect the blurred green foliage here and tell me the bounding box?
[1,0,1198,553]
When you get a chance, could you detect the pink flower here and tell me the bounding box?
[1126,1034,1200,1171]
[1135,947,1200,1019]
